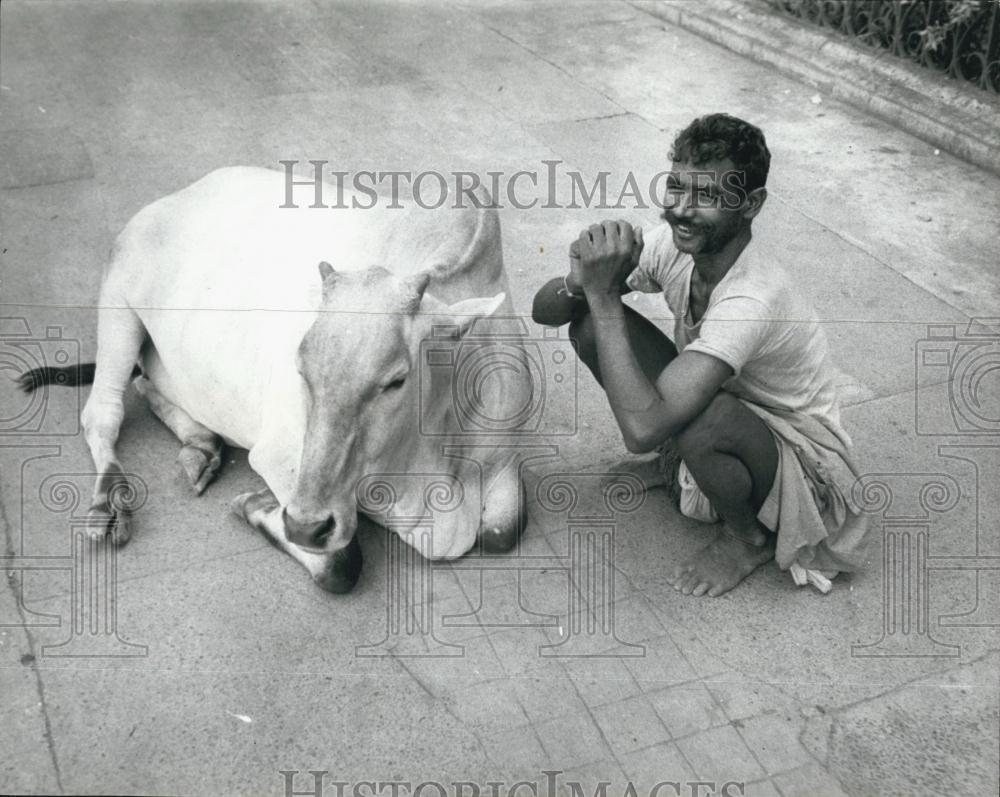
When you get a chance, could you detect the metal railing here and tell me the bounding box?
[764,0,1000,92]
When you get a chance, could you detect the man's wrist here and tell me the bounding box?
[587,289,626,316]
[558,274,587,299]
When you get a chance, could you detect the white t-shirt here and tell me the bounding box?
[626,224,851,448]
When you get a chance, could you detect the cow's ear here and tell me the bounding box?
[417,292,506,339]
[401,272,432,314]
[318,261,336,282]
[318,261,337,299]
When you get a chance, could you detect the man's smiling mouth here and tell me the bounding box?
[673,221,697,238]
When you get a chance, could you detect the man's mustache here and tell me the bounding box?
[660,210,709,232]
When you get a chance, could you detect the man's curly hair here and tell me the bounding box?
[670,113,771,193]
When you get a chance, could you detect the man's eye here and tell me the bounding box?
[382,377,405,392]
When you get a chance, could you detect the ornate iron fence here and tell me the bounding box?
[764,0,1000,92]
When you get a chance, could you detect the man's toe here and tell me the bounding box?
[691,581,710,597]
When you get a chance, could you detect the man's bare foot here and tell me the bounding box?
[667,528,775,597]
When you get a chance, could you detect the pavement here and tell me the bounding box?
[634,0,1000,177]
[1,2,999,796]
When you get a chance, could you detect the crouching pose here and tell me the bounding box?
[532,114,868,597]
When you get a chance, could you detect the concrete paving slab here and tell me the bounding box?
[0,578,61,794]
[618,740,697,785]
[675,723,766,783]
[0,128,94,189]
[2,1,998,795]
[818,650,1000,797]
[647,681,728,738]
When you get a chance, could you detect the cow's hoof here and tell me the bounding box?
[313,535,363,594]
[479,524,520,553]
[178,437,224,496]
[85,505,133,545]
[87,464,137,545]
[231,489,278,522]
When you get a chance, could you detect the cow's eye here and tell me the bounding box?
[382,377,406,392]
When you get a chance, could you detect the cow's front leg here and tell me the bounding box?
[134,376,224,495]
[231,489,363,593]
[80,306,148,545]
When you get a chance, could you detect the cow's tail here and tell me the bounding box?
[17,363,141,393]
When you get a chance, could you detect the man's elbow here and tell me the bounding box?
[621,425,655,455]
[623,434,651,455]
[622,418,679,454]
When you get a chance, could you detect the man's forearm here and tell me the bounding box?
[588,293,673,451]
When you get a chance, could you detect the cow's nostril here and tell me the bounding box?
[283,508,335,549]
[312,518,334,546]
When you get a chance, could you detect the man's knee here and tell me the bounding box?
[675,392,740,460]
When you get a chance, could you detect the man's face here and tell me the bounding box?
[661,157,748,256]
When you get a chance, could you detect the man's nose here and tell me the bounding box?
[282,508,334,549]
[674,191,695,218]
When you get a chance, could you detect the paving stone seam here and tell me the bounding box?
[482,22,634,117]
[0,482,65,792]
[393,653,533,769]
[824,647,1000,714]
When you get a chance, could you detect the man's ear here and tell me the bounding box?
[416,292,507,339]
[743,187,767,220]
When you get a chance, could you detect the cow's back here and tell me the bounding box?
[105,166,505,448]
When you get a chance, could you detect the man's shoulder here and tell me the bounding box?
[717,243,804,313]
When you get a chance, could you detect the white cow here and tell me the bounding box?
[26,166,534,592]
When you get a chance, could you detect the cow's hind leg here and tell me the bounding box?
[80,306,146,544]
[232,489,363,593]
[133,377,224,495]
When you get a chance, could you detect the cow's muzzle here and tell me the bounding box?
[282,508,334,550]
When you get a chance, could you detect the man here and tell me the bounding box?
[532,113,867,597]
